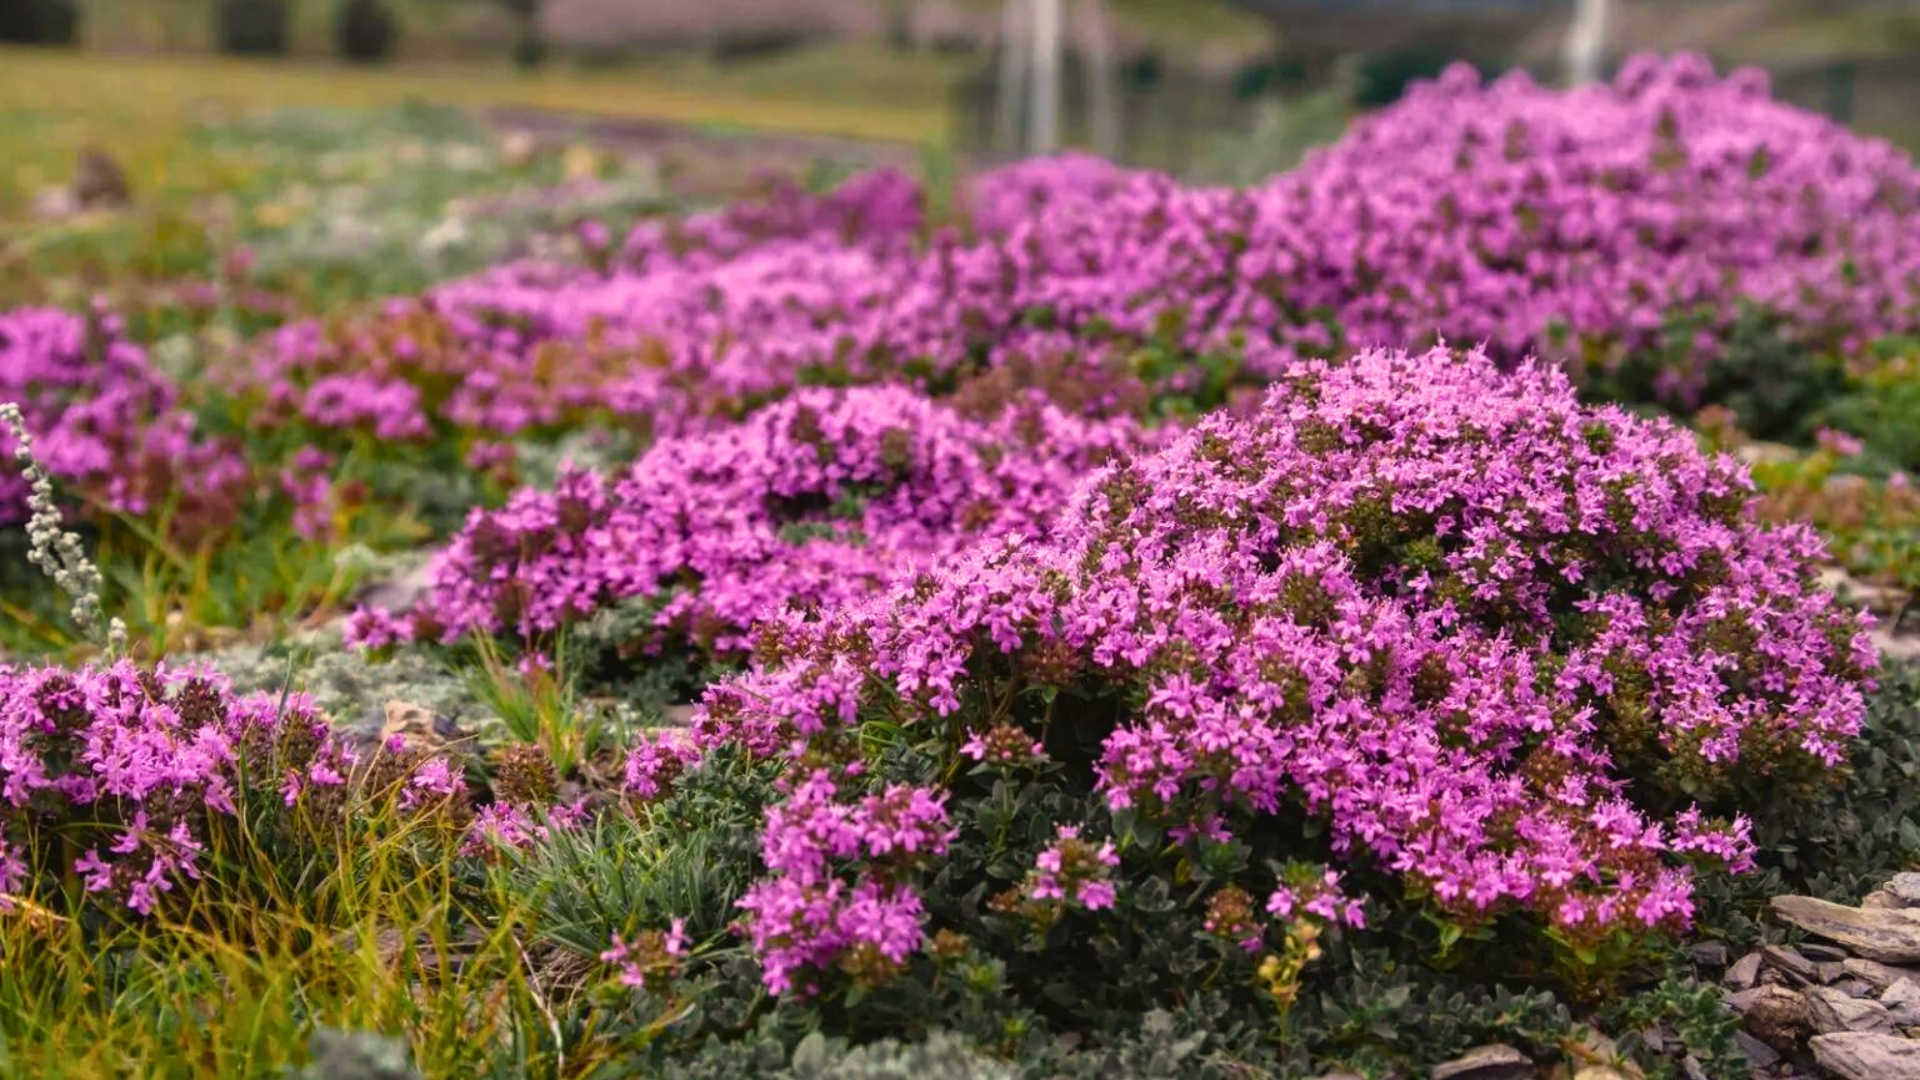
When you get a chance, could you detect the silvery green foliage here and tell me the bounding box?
[783,1031,1016,1080]
[208,633,480,729]
[1,401,125,654]
[510,425,641,491]
[292,1028,420,1080]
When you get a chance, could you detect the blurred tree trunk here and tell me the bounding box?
[995,0,1031,151]
[1079,0,1117,156]
[1029,0,1061,152]
[1562,0,1610,86]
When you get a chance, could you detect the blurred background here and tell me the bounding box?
[4,0,1919,315]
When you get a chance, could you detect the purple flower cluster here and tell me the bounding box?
[618,167,926,269]
[601,916,690,994]
[961,151,1134,237]
[1025,824,1120,911]
[676,345,1874,993]
[462,797,588,857]
[223,171,932,453]
[0,307,244,534]
[1258,54,1920,397]
[736,769,955,994]
[289,54,1920,457]
[11,55,1918,554]
[0,662,350,914]
[351,386,1144,654]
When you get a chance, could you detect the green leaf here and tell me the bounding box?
[789,1032,828,1075]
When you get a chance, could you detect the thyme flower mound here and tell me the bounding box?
[355,385,1145,655]
[0,661,443,916]
[681,346,1876,996]
[0,307,244,532]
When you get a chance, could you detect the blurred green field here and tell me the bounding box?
[0,44,953,212]
[0,43,966,312]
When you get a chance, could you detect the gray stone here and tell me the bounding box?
[1894,873,1920,905]
[1764,945,1820,985]
[1771,896,1920,963]
[1835,978,1879,998]
[1809,1032,1920,1080]
[1727,951,1765,990]
[71,147,130,210]
[1430,1044,1534,1080]
[296,1028,420,1080]
[1806,986,1893,1034]
[1865,889,1905,910]
[356,552,434,612]
[1800,943,1851,963]
[1733,1030,1780,1070]
[1885,979,1920,1026]
[1844,957,1920,991]
[1690,941,1731,968]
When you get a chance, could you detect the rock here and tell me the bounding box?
[1819,568,1912,616]
[1431,1044,1535,1080]
[1690,941,1731,968]
[71,147,130,210]
[1809,1032,1920,1080]
[296,1027,420,1080]
[1771,896,1920,963]
[1572,1069,1628,1080]
[1835,978,1878,998]
[499,129,538,168]
[378,700,470,752]
[1765,944,1821,985]
[1877,627,1920,664]
[1806,986,1893,1034]
[1844,957,1920,991]
[30,186,78,220]
[1865,889,1905,910]
[1884,978,1920,1025]
[1800,943,1851,963]
[1733,1030,1780,1070]
[357,553,434,612]
[1893,873,1920,905]
[1727,951,1765,990]
[1729,984,1809,1049]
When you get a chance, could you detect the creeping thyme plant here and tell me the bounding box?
[3,51,1919,1080]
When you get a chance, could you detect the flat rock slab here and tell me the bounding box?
[1765,944,1820,984]
[1845,958,1920,991]
[1732,1030,1780,1070]
[1726,951,1764,990]
[1772,896,1920,963]
[1807,986,1893,1034]
[1810,1032,1920,1080]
